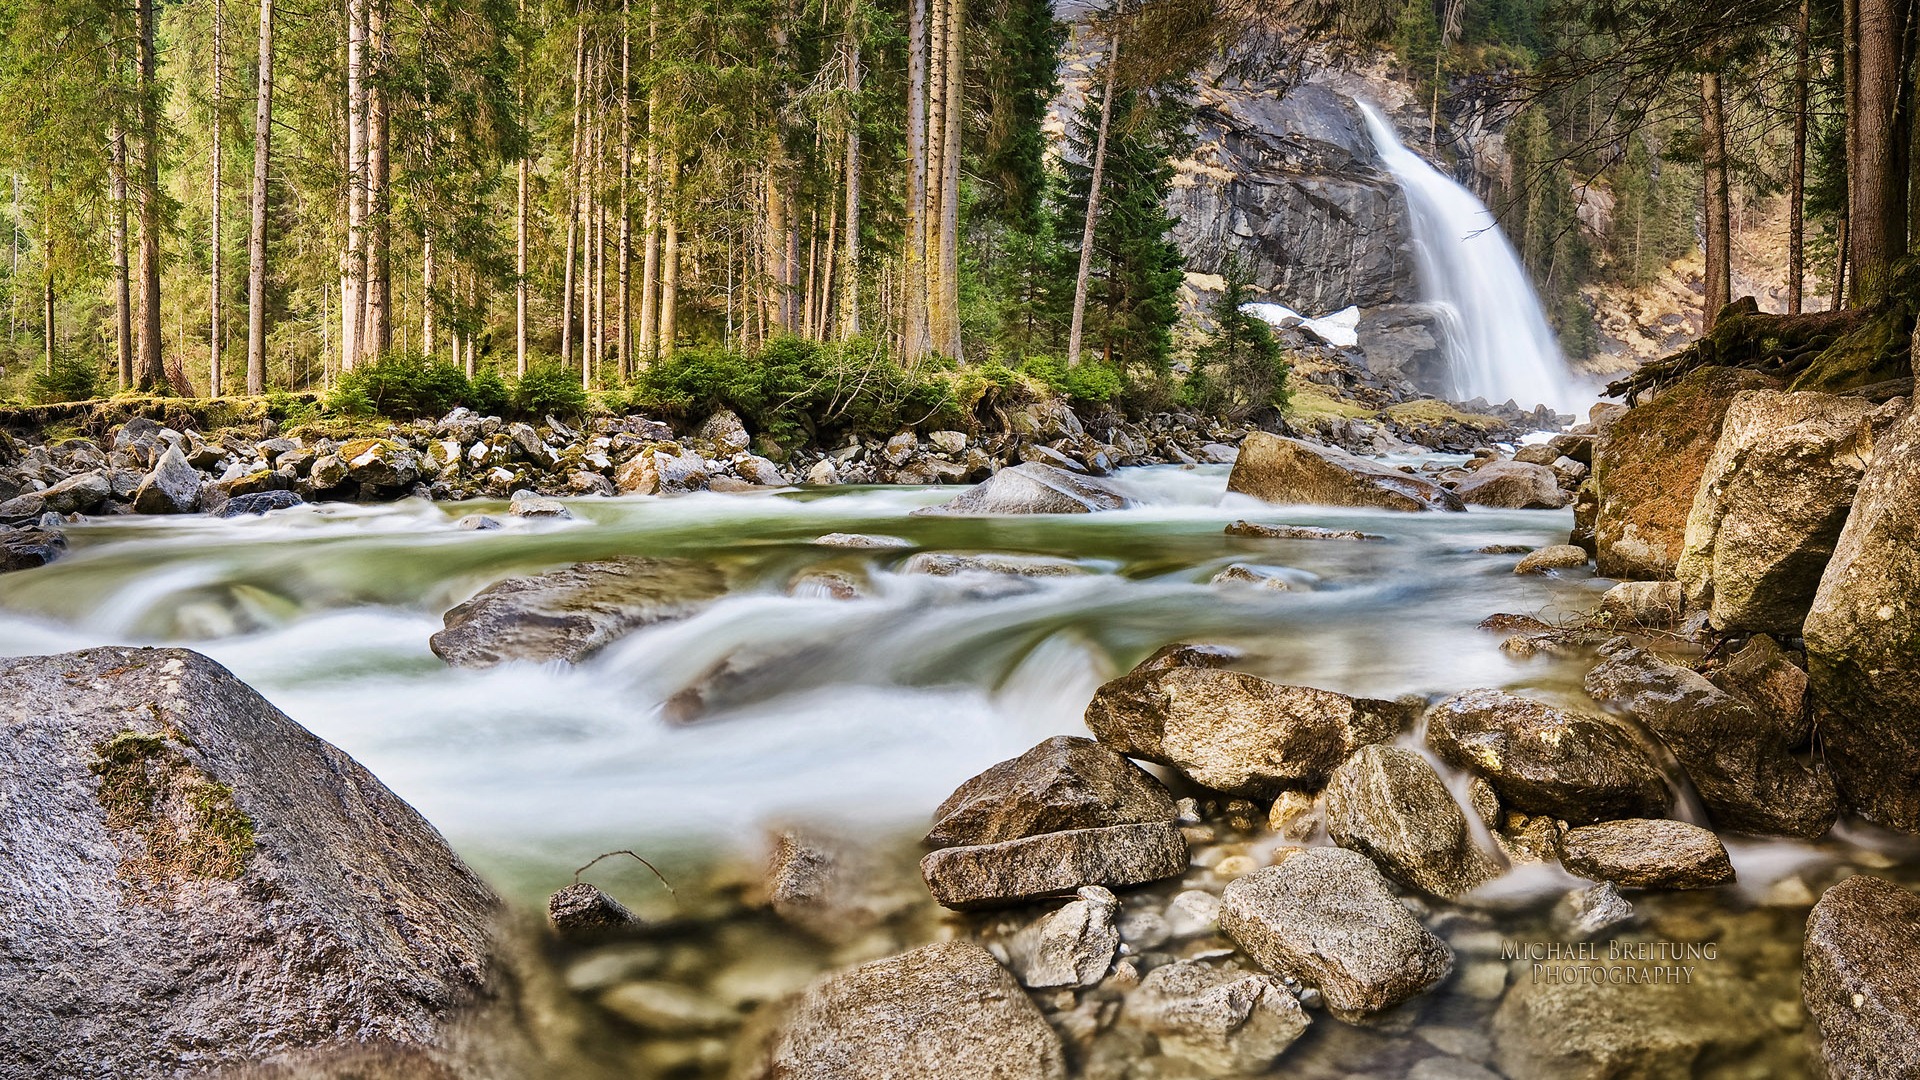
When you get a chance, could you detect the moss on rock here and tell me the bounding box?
[89,727,255,884]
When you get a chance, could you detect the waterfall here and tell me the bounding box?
[1356,102,1581,415]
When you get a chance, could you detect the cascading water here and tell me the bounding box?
[1356,102,1583,415]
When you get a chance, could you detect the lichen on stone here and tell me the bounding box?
[89,727,256,885]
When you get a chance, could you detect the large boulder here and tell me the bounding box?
[338,438,422,490]
[1226,432,1465,512]
[1219,848,1452,1021]
[0,469,113,521]
[925,735,1177,847]
[1124,959,1311,1073]
[0,647,499,1077]
[131,444,203,514]
[429,557,728,668]
[1083,667,1406,797]
[733,942,1065,1080]
[1425,689,1670,824]
[1803,875,1920,1079]
[1557,818,1735,889]
[1323,744,1499,899]
[0,524,65,572]
[920,821,1188,909]
[918,462,1134,515]
[1592,367,1779,580]
[1452,460,1572,510]
[1584,639,1835,837]
[1803,401,1920,831]
[1675,390,1897,634]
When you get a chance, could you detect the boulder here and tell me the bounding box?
[0,469,113,521]
[1084,667,1406,797]
[733,942,1065,1080]
[1016,886,1119,989]
[765,829,918,946]
[1452,460,1572,510]
[925,736,1178,848]
[1803,875,1920,1079]
[1512,544,1589,574]
[1124,960,1311,1073]
[1675,390,1896,634]
[1226,432,1465,512]
[508,489,571,518]
[1592,366,1777,580]
[699,409,752,454]
[131,445,203,514]
[216,489,306,517]
[1425,689,1670,824]
[1595,580,1683,628]
[339,438,421,489]
[1584,639,1835,837]
[919,821,1188,909]
[1219,848,1453,1021]
[1558,818,1734,889]
[1323,744,1499,899]
[1803,401,1920,831]
[0,648,498,1077]
[0,525,65,572]
[918,462,1134,515]
[429,557,728,668]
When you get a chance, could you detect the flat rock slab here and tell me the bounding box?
[1559,818,1734,889]
[1225,520,1383,541]
[734,941,1065,1080]
[920,821,1189,909]
[0,647,499,1077]
[430,556,728,668]
[1426,689,1670,824]
[1227,431,1465,512]
[925,735,1177,848]
[1804,875,1920,1079]
[1219,848,1453,1021]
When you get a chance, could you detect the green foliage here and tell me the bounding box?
[514,363,589,420]
[263,388,318,426]
[1019,354,1123,407]
[466,369,511,417]
[327,353,472,419]
[29,353,105,404]
[1184,256,1289,418]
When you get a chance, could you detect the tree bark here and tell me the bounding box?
[660,160,679,357]
[362,0,391,359]
[1067,35,1120,368]
[515,0,528,375]
[422,229,435,356]
[134,0,164,390]
[637,0,661,366]
[924,0,947,352]
[902,0,930,361]
[210,0,225,393]
[342,0,366,371]
[1790,0,1809,313]
[111,127,133,389]
[841,0,861,340]
[1701,70,1732,329]
[935,0,963,358]
[1847,0,1911,304]
[561,20,585,368]
[246,0,274,394]
[618,0,632,377]
[41,220,52,374]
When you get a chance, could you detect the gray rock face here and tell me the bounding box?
[1324,744,1499,899]
[1084,667,1406,797]
[1124,959,1311,1073]
[1558,818,1734,889]
[340,437,422,489]
[131,444,202,514]
[1584,639,1835,838]
[217,489,306,517]
[1452,460,1572,509]
[1804,402,1920,831]
[0,647,499,1077]
[0,524,64,571]
[1355,303,1448,389]
[1676,390,1896,634]
[1225,519,1382,541]
[429,557,728,668]
[1227,432,1466,512]
[1425,689,1670,824]
[699,409,752,454]
[1803,875,1920,1080]
[919,462,1134,514]
[1017,886,1120,989]
[920,821,1188,909]
[733,941,1065,1080]
[1219,848,1453,1021]
[925,736,1178,848]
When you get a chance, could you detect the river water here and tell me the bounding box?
[3,465,1907,1076]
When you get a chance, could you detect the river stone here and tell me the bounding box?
[919,461,1133,514]
[1219,848,1453,1021]
[699,409,752,454]
[1225,519,1382,541]
[1425,689,1670,824]
[1803,875,1920,1079]
[217,489,306,517]
[0,647,498,1077]
[900,552,1086,577]
[339,437,421,489]
[1595,579,1683,627]
[1211,563,1292,590]
[600,980,737,1034]
[1584,639,1835,837]
[0,524,64,571]
[1558,818,1734,889]
[920,821,1188,909]
[131,444,202,514]
[508,489,571,518]
[1512,544,1589,574]
[1017,886,1120,989]
[1675,390,1894,634]
[1592,366,1778,580]
[0,469,113,521]
[1452,460,1571,509]
[547,882,641,936]
[1323,744,1499,899]
[1226,431,1466,512]
[1492,955,1763,1080]
[1124,959,1311,1073]
[732,941,1065,1080]
[1084,667,1406,797]
[765,829,919,946]
[1803,401,1920,831]
[926,736,1177,848]
[430,557,728,668]
[1556,882,1635,937]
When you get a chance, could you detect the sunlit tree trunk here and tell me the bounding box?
[515,0,528,374]
[618,0,632,377]
[902,0,929,361]
[422,230,435,356]
[1067,35,1119,367]
[246,0,275,393]
[660,158,679,357]
[111,127,133,389]
[342,0,366,371]
[363,0,392,358]
[1847,0,1911,304]
[1700,71,1731,329]
[841,0,861,340]
[135,0,165,390]
[935,0,962,358]
[637,0,661,366]
[210,0,225,393]
[561,21,585,367]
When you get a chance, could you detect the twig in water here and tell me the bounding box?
[572,849,676,898]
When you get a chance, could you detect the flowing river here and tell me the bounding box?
[4,465,1911,1076]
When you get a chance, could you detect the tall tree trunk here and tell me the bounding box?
[135,0,164,391]
[111,128,133,389]
[561,21,585,368]
[935,0,962,358]
[246,0,274,394]
[618,0,632,377]
[660,159,679,357]
[464,271,478,376]
[1700,71,1732,329]
[41,221,53,374]
[342,0,366,371]
[766,155,791,332]
[1848,0,1912,304]
[637,0,661,366]
[1790,0,1810,313]
[422,230,435,356]
[902,0,930,361]
[363,0,391,359]
[924,0,947,351]
[841,0,861,339]
[210,0,225,393]
[515,0,528,375]
[1067,35,1119,367]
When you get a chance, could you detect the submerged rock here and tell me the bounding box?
[0,647,498,1076]
[765,829,919,946]
[215,489,306,517]
[1803,875,1920,1079]
[547,882,641,937]
[1558,818,1734,889]
[0,524,65,571]
[1084,667,1406,797]
[925,735,1177,848]
[1219,848,1453,1021]
[899,552,1086,577]
[1425,689,1670,824]
[1226,432,1466,512]
[1129,641,1243,673]
[733,942,1065,1080]
[1124,960,1311,1073]
[918,462,1133,515]
[1225,519,1383,541]
[1210,563,1292,590]
[429,557,728,668]
[1323,744,1499,899]
[1452,460,1571,509]
[1556,882,1635,937]
[920,821,1188,909]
